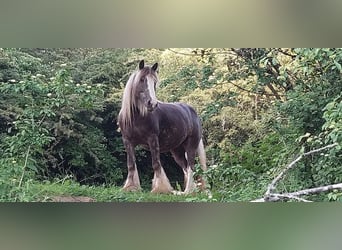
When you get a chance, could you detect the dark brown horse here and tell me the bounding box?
[118,60,206,194]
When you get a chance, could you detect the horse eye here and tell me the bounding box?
[140,76,145,82]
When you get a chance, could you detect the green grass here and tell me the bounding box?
[27,179,214,202]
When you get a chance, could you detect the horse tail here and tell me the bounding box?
[197,138,209,192]
[197,138,207,172]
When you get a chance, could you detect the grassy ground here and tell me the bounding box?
[27,180,215,202]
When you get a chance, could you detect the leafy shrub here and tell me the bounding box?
[0,66,109,200]
[205,164,269,201]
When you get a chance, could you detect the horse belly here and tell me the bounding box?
[158,127,187,152]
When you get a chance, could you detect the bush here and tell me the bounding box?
[0,67,109,200]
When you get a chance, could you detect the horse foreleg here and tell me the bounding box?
[151,167,173,194]
[122,139,141,191]
[149,136,173,194]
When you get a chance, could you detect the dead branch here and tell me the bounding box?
[254,183,342,202]
[285,183,342,197]
[265,143,338,196]
[253,143,339,202]
[252,193,313,202]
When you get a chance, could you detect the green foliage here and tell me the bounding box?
[323,97,342,145]
[226,133,287,173]
[274,49,342,191]
[0,50,111,200]
[0,48,43,82]
[301,96,342,187]
[1,48,342,201]
[61,124,122,185]
[204,164,269,201]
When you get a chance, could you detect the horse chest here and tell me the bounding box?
[127,125,154,142]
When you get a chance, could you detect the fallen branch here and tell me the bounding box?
[285,183,342,197]
[254,183,342,202]
[253,143,339,202]
[252,193,313,202]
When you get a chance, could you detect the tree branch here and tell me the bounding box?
[254,143,339,202]
[226,81,286,98]
[18,145,31,190]
[286,183,342,197]
[254,183,342,202]
[253,193,313,202]
[265,143,338,197]
[266,83,282,100]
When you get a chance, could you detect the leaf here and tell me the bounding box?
[26,163,38,172]
[334,61,342,72]
[324,101,336,111]
[272,57,279,65]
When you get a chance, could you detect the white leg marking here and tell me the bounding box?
[184,167,195,194]
[151,167,173,193]
[183,168,188,189]
[123,164,141,191]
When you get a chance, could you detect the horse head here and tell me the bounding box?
[119,60,160,127]
[135,60,159,112]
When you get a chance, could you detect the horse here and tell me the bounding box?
[118,60,207,194]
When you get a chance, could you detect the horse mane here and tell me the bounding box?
[119,67,159,128]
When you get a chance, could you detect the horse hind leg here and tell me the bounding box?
[175,139,197,194]
[171,147,189,194]
[171,144,198,195]
[182,137,206,194]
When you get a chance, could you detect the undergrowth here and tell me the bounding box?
[26,178,215,202]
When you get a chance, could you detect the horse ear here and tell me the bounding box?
[139,60,145,70]
[152,63,158,72]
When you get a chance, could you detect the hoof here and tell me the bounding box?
[151,170,173,194]
[122,185,140,192]
[151,186,173,194]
